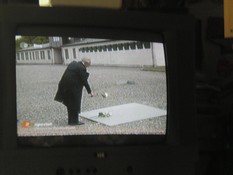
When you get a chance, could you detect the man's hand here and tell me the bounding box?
[90,92,95,97]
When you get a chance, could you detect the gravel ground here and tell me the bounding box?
[16,65,167,136]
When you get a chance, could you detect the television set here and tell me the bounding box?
[0,5,197,175]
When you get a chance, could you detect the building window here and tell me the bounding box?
[107,45,112,51]
[16,53,20,60]
[129,42,136,50]
[80,48,85,53]
[85,47,89,52]
[29,52,32,60]
[97,46,102,52]
[112,44,118,51]
[73,48,76,59]
[136,41,143,49]
[93,46,98,52]
[40,51,45,59]
[143,42,151,49]
[32,52,35,60]
[123,43,129,50]
[118,43,124,50]
[102,45,107,52]
[47,50,51,60]
[65,49,69,59]
[35,51,39,60]
[53,37,60,42]
[21,53,24,60]
[25,52,29,60]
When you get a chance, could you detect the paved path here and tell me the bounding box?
[16,65,167,136]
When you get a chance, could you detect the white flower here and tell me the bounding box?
[102,92,108,98]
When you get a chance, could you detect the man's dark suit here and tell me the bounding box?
[54,61,91,125]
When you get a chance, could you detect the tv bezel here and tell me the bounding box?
[0,5,197,174]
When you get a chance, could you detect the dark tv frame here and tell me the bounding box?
[0,5,197,175]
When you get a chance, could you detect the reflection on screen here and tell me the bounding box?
[16,36,167,137]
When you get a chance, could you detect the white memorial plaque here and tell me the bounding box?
[80,103,166,126]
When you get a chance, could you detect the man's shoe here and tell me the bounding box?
[77,121,84,125]
[68,121,84,125]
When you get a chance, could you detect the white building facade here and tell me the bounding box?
[16,38,165,67]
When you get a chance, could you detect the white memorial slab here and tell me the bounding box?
[80,103,166,126]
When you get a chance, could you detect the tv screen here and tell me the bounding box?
[16,36,167,146]
[0,6,197,175]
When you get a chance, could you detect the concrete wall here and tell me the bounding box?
[152,42,166,67]
[16,40,166,67]
[16,48,53,64]
[62,40,165,67]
